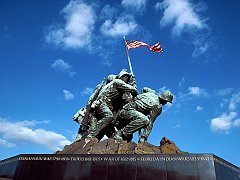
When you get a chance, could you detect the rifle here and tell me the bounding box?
[81,79,105,127]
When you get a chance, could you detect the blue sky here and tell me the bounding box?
[0,0,240,166]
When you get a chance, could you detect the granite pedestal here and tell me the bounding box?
[0,154,239,180]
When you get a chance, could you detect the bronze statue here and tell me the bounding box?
[73,69,173,143]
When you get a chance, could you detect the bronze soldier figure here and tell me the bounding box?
[73,74,117,141]
[87,69,138,140]
[73,78,106,141]
[113,87,173,142]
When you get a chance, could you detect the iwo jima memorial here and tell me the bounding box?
[1,39,239,180]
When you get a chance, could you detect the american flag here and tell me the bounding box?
[149,42,163,53]
[125,40,163,53]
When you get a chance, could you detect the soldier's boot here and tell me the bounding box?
[87,116,113,139]
[74,125,89,141]
[113,130,133,142]
[75,134,82,141]
[87,133,95,138]
[138,136,147,143]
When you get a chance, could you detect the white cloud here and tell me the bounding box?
[215,88,234,96]
[0,118,71,151]
[192,37,210,57]
[155,0,206,36]
[210,112,240,133]
[0,139,15,148]
[81,87,94,96]
[178,77,185,87]
[155,0,210,57]
[219,99,228,108]
[101,59,113,67]
[215,90,240,112]
[63,89,74,100]
[188,86,207,96]
[233,118,240,127]
[100,4,118,20]
[122,0,148,14]
[46,0,96,49]
[196,105,203,112]
[100,15,138,37]
[228,92,240,111]
[52,59,71,71]
[210,90,240,133]
[51,59,76,77]
[172,124,181,128]
[177,86,208,104]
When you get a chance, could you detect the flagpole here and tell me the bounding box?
[123,37,142,139]
[123,36,134,75]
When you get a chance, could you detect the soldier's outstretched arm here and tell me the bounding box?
[114,79,138,94]
[149,106,162,123]
[129,75,137,89]
[141,87,157,94]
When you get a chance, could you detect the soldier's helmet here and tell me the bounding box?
[159,90,173,103]
[106,74,117,84]
[118,69,131,79]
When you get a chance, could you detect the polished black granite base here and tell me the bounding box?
[0,154,239,180]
